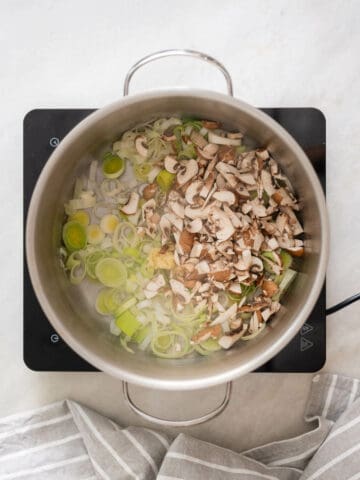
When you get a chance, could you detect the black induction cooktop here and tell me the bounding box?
[23,108,326,373]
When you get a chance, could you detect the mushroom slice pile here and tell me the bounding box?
[136,121,303,346]
[63,116,304,360]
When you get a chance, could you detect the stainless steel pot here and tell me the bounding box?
[26,50,328,424]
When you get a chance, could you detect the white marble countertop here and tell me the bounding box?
[1,0,360,451]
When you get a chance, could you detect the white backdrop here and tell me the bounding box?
[1,0,359,450]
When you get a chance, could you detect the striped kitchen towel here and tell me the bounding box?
[0,374,359,479]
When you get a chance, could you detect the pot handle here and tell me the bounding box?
[122,381,232,427]
[123,49,233,97]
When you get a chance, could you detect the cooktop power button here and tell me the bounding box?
[50,333,59,343]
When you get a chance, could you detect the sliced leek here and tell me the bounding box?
[95,258,127,288]
[100,214,119,234]
[102,153,125,179]
[156,170,175,192]
[68,210,90,227]
[87,224,105,245]
[62,221,87,252]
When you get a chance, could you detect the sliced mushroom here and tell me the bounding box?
[162,127,177,142]
[200,171,216,198]
[199,143,219,159]
[282,207,303,235]
[261,170,276,196]
[262,256,282,275]
[121,192,140,215]
[256,149,270,160]
[228,283,242,295]
[261,220,278,236]
[249,312,260,333]
[269,158,279,176]
[208,131,241,146]
[212,190,236,205]
[159,215,171,243]
[237,273,250,283]
[230,318,243,331]
[150,212,160,224]
[165,212,183,231]
[218,145,236,163]
[240,151,255,170]
[169,279,191,304]
[211,269,232,282]
[214,300,225,313]
[168,190,182,202]
[250,201,268,217]
[270,301,281,314]
[184,204,212,219]
[285,246,305,257]
[204,158,217,180]
[142,198,156,220]
[262,279,278,297]
[276,213,288,234]
[173,250,181,266]
[164,155,179,174]
[242,249,252,270]
[252,231,265,252]
[208,207,235,242]
[272,188,294,207]
[185,180,203,204]
[238,173,256,186]
[215,162,238,188]
[186,218,203,233]
[190,130,208,149]
[215,240,234,256]
[223,204,242,229]
[267,237,279,250]
[202,120,221,129]
[191,325,221,344]
[218,325,248,349]
[272,190,283,205]
[169,201,185,219]
[251,256,263,273]
[271,250,282,266]
[177,159,199,185]
[172,231,184,256]
[179,230,195,254]
[227,132,243,140]
[261,308,272,322]
[147,166,161,183]
[144,274,165,299]
[195,260,211,274]
[198,282,211,294]
[142,183,157,200]
[190,241,203,258]
[135,136,148,158]
[238,302,269,313]
[210,302,238,326]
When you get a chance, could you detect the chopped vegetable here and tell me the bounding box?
[69,210,90,227]
[100,214,119,234]
[62,221,87,252]
[115,309,141,337]
[280,249,293,270]
[95,258,127,288]
[102,153,125,179]
[61,116,303,358]
[86,224,105,245]
[156,170,176,192]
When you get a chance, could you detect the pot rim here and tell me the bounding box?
[26,88,329,390]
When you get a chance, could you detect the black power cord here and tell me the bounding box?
[326,292,360,316]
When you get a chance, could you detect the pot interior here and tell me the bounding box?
[26,90,327,389]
